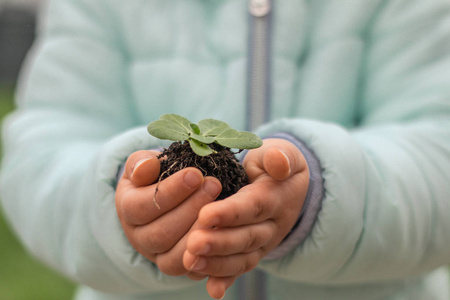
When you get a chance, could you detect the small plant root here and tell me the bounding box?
[153,161,178,209]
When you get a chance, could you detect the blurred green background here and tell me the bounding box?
[1,2,76,299]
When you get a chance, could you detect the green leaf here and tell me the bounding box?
[160,114,193,134]
[215,129,263,149]
[147,114,263,155]
[189,139,215,156]
[147,119,190,141]
[190,134,215,144]
[198,119,231,136]
[190,123,201,135]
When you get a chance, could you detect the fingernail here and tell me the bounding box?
[189,256,207,271]
[131,158,152,177]
[184,171,203,188]
[220,293,226,300]
[196,243,211,255]
[279,149,291,175]
[208,216,220,227]
[203,179,221,198]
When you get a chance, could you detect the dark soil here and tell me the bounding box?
[157,141,248,200]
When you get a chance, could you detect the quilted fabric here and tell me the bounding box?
[1,0,450,299]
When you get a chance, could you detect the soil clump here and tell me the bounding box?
[157,141,248,200]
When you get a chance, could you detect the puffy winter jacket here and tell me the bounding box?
[1,0,450,299]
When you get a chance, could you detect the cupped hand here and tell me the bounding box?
[183,139,310,299]
[115,150,222,278]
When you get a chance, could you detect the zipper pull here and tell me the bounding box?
[249,0,271,17]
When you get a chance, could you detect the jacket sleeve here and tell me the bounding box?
[258,0,450,283]
[0,0,198,294]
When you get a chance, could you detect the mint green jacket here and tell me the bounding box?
[1,0,450,299]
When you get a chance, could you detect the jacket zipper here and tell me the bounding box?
[241,1,273,300]
[247,0,273,132]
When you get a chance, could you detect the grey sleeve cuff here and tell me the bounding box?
[262,132,324,260]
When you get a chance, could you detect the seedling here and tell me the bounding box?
[147,114,263,206]
[147,114,263,156]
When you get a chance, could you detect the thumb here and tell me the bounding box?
[262,139,308,181]
[123,150,161,187]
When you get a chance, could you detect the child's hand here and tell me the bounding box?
[182,139,310,299]
[115,150,222,278]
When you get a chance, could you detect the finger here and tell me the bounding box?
[139,219,204,275]
[183,250,261,277]
[130,177,222,255]
[186,221,277,256]
[186,272,208,281]
[151,223,201,276]
[123,150,161,186]
[151,210,217,277]
[197,183,278,228]
[244,138,308,182]
[263,147,291,181]
[146,219,204,276]
[206,276,238,300]
[153,230,208,278]
[118,167,205,226]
